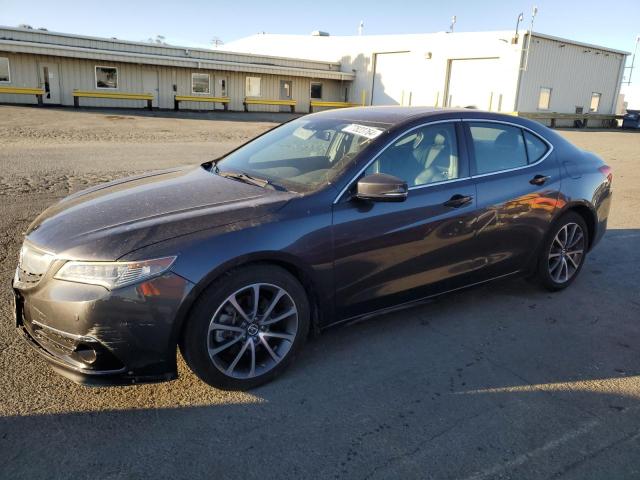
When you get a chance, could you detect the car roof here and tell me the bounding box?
[311,106,503,126]
[309,106,564,143]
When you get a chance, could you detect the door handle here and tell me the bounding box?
[443,194,473,208]
[530,174,550,185]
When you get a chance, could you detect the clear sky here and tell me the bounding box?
[1,0,637,49]
[1,0,638,77]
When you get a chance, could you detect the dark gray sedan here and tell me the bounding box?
[12,107,613,390]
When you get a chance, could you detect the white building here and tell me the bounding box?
[224,30,629,123]
[0,26,629,125]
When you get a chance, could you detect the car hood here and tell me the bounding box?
[26,166,294,260]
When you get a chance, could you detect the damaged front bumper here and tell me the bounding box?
[13,271,195,386]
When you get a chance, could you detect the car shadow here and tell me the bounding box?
[1,228,639,479]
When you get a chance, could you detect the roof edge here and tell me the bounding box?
[0,25,343,67]
[530,31,630,56]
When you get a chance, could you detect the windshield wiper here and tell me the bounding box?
[217,170,286,191]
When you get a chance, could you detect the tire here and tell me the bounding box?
[180,265,310,390]
[535,211,589,291]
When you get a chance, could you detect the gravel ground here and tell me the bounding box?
[0,105,639,479]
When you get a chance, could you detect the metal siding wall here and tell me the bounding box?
[0,50,346,112]
[518,35,626,115]
[0,51,39,104]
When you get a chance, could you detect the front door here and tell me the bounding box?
[465,120,561,277]
[279,80,292,112]
[332,121,481,319]
[142,69,159,107]
[39,63,60,104]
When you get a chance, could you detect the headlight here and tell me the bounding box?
[54,256,176,290]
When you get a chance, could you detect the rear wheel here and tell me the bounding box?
[536,212,588,291]
[181,265,310,390]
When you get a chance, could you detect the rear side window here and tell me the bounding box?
[469,123,527,175]
[523,131,549,163]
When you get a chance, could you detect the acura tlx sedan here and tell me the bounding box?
[12,107,612,390]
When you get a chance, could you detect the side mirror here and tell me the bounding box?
[356,173,408,202]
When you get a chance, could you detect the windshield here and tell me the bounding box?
[214,117,390,192]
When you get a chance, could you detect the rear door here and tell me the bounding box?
[446,58,503,110]
[39,63,60,105]
[464,120,561,277]
[372,52,412,105]
[332,121,482,319]
[142,69,159,107]
[279,80,292,112]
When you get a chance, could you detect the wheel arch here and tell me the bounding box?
[170,252,326,358]
[554,201,597,250]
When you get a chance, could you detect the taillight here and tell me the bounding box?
[599,165,613,183]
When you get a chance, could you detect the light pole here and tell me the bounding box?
[515,12,524,40]
[523,6,539,71]
[627,35,640,85]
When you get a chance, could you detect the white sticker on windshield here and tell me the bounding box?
[342,124,384,140]
[292,126,315,140]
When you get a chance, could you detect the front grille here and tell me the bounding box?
[14,242,55,288]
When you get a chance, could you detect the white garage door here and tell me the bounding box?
[372,52,412,106]
[446,58,501,110]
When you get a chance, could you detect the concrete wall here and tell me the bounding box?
[338,32,523,112]
[223,32,525,111]
[0,51,347,113]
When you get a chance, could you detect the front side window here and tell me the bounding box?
[192,73,210,94]
[95,66,118,89]
[0,57,9,82]
[310,82,323,99]
[469,123,528,175]
[590,92,601,112]
[246,76,261,97]
[217,117,389,192]
[365,123,460,187]
[538,87,551,110]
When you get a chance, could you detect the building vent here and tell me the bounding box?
[311,31,330,37]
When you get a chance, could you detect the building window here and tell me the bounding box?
[192,73,210,94]
[0,57,10,83]
[538,87,551,110]
[590,92,601,112]
[95,66,118,89]
[246,76,261,97]
[310,82,323,99]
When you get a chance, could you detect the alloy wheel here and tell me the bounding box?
[207,283,299,379]
[548,222,585,283]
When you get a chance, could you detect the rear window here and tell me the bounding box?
[524,131,549,163]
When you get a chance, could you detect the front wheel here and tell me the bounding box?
[181,265,310,390]
[536,212,589,291]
